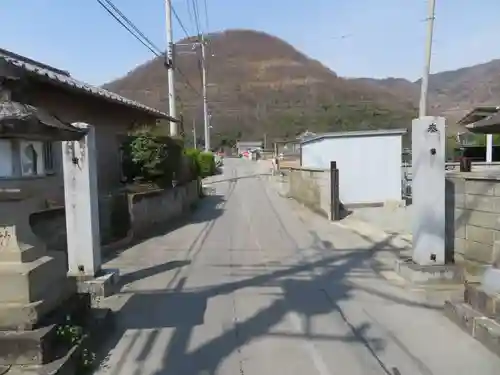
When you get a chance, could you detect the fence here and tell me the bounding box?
[401,161,500,199]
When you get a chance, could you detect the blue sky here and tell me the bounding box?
[1,0,499,85]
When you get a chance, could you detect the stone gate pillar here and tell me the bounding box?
[411,116,446,265]
[62,123,101,277]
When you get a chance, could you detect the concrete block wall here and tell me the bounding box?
[128,180,199,236]
[287,167,332,219]
[31,193,130,251]
[31,180,200,255]
[447,172,500,281]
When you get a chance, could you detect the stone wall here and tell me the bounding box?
[128,180,200,236]
[286,167,333,219]
[30,180,200,254]
[447,172,500,281]
[31,193,130,252]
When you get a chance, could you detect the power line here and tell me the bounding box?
[95,0,161,56]
[191,0,202,37]
[202,0,210,33]
[177,66,202,96]
[102,0,163,53]
[185,0,196,35]
[171,3,191,39]
[97,0,200,102]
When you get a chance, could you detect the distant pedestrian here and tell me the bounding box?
[272,154,279,175]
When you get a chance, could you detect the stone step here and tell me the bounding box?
[6,308,114,375]
[0,294,90,366]
[0,324,58,366]
[394,258,461,285]
[464,283,500,321]
[0,279,75,331]
[444,301,500,357]
[475,317,500,357]
[0,254,68,305]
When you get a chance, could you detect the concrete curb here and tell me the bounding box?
[333,216,412,249]
[331,217,414,278]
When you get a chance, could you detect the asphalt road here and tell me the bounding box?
[96,158,500,375]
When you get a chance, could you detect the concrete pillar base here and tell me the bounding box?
[72,268,120,307]
[394,258,460,285]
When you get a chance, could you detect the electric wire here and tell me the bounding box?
[97,0,201,97]
[102,0,163,54]
[96,0,161,56]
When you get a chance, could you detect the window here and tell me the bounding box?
[22,144,38,176]
[0,140,13,177]
[43,142,55,173]
[0,140,55,178]
[19,141,44,176]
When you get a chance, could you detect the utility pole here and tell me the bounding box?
[192,118,197,148]
[165,0,177,136]
[418,0,436,118]
[200,34,210,151]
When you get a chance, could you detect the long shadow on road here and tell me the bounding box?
[96,230,441,375]
[103,192,229,264]
[94,169,447,375]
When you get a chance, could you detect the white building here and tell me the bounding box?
[300,129,407,206]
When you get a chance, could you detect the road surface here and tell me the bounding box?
[96,159,500,375]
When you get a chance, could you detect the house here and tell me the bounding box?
[457,106,500,162]
[236,141,262,155]
[0,97,87,177]
[0,48,175,207]
[300,129,407,206]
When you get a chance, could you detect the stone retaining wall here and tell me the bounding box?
[447,172,500,281]
[31,180,200,255]
[31,193,130,252]
[285,167,334,219]
[128,179,199,235]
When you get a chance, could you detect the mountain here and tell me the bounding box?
[356,59,500,127]
[104,29,500,144]
[104,29,417,144]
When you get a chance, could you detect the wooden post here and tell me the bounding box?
[299,142,303,166]
[330,161,340,221]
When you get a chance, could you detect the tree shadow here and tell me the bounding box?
[94,168,449,375]
[118,260,192,287]
[95,231,442,375]
[103,192,230,263]
[203,172,271,185]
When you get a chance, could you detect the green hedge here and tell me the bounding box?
[121,132,183,187]
[184,148,201,176]
[198,152,216,177]
[184,148,215,178]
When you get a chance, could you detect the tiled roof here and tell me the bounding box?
[0,49,173,120]
[0,100,87,141]
[457,106,500,126]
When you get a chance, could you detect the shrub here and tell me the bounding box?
[198,152,216,177]
[184,148,201,177]
[183,149,216,178]
[122,129,183,188]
